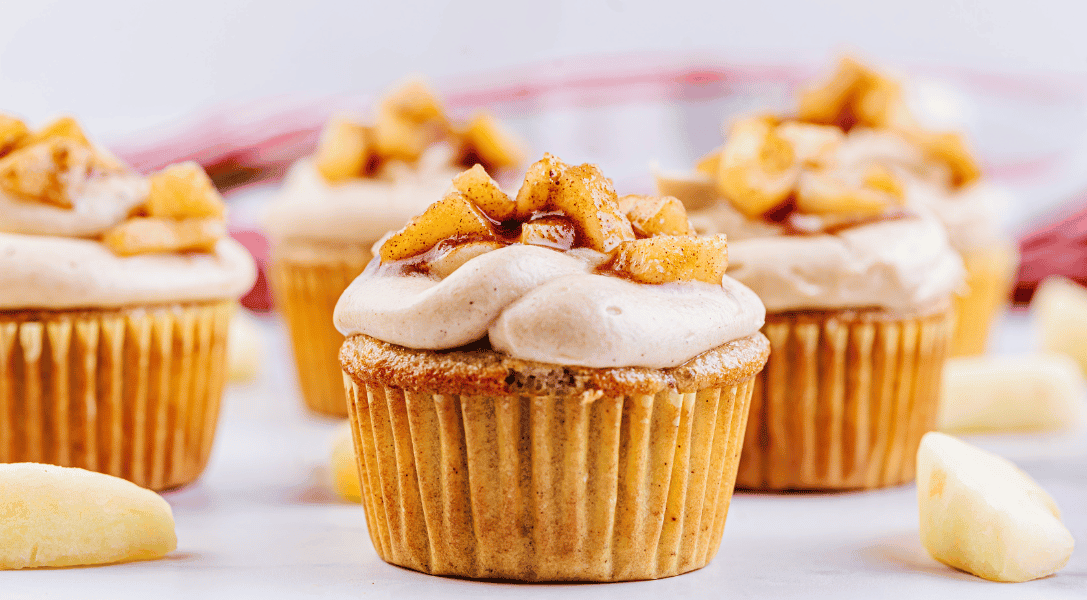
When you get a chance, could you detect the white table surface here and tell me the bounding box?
[1,312,1084,600]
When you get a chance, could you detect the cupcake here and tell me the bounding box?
[0,115,256,490]
[264,79,526,416]
[664,58,1014,356]
[334,154,769,581]
[657,70,966,490]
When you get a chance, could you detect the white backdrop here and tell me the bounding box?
[3,0,1087,140]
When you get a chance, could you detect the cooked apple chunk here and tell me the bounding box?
[379,190,499,262]
[611,234,728,285]
[0,138,98,208]
[716,116,799,218]
[373,109,437,163]
[552,163,635,253]
[0,115,29,157]
[425,240,505,279]
[514,153,568,219]
[19,116,90,149]
[797,58,869,127]
[910,130,981,188]
[102,217,225,256]
[459,112,526,171]
[795,169,897,216]
[452,163,515,221]
[146,162,226,219]
[618,194,691,237]
[314,117,373,183]
[695,148,722,176]
[379,78,447,124]
[520,215,576,250]
[774,122,844,167]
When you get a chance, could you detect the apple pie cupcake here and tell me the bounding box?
[0,115,256,490]
[664,58,1015,357]
[658,88,965,490]
[264,79,525,416]
[335,154,769,581]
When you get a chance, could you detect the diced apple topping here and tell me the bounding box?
[382,154,725,287]
[0,138,98,208]
[451,163,515,221]
[796,57,912,131]
[907,130,981,188]
[456,112,527,172]
[425,240,506,279]
[314,117,374,182]
[775,122,844,167]
[146,162,226,219]
[618,194,691,237]
[695,148,721,176]
[716,115,799,218]
[378,78,447,125]
[312,80,525,184]
[552,163,635,253]
[379,190,499,262]
[102,217,225,256]
[611,234,728,285]
[795,167,901,216]
[520,215,576,250]
[0,115,29,157]
[18,116,91,149]
[514,153,568,219]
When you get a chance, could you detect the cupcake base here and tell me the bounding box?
[0,301,233,491]
[271,240,371,417]
[737,307,952,491]
[340,333,770,581]
[950,243,1019,356]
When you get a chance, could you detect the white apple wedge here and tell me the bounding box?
[331,422,362,503]
[1033,276,1087,375]
[0,463,176,569]
[937,354,1086,433]
[917,432,1074,582]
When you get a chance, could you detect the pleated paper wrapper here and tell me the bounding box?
[339,333,771,582]
[950,243,1019,356]
[0,301,233,491]
[271,242,371,417]
[737,308,952,491]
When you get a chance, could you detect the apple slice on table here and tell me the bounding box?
[916,432,1074,582]
[937,354,1086,433]
[331,422,362,503]
[1033,276,1087,376]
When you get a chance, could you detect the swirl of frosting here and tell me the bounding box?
[263,149,462,245]
[0,175,255,310]
[334,245,766,369]
[721,210,964,313]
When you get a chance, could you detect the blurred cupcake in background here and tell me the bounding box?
[657,64,967,490]
[661,57,1017,357]
[263,79,526,417]
[0,115,256,490]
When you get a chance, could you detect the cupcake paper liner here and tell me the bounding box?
[950,243,1019,357]
[737,308,952,491]
[0,301,233,491]
[271,242,371,417]
[344,375,756,581]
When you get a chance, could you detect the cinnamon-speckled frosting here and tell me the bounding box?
[657,173,963,313]
[263,146,462,245]
[334,244,767,369]
[0,175,256,310]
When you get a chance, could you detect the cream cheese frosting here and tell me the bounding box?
[724,214,964,313]
[334,244,766,369]
[263,147,462,245]
[0,233,256,310]
[0,174,256,310]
